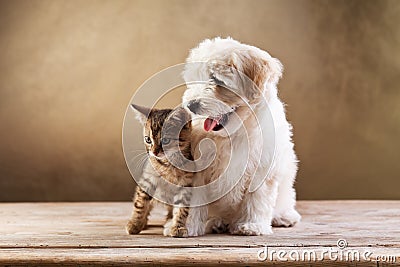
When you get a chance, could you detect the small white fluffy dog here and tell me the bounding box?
[180,37,300,236]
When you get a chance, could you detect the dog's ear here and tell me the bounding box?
[208,50,283,103]
[238,51,283,87]
[130,104,151,124]
[232,50,283,101]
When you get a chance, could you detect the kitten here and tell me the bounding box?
[126,104,194,237]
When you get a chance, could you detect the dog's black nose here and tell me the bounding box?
[187,100,201,114]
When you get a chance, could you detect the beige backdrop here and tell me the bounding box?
[0,0,399,201]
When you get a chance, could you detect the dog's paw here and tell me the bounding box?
[126,219,146,235]
[272,209,301,227]
[206,217,229,234]
[186,221,206,237]
[170,226,188,238]
[230,222,272,236]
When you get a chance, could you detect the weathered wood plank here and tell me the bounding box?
[0,201,399,248]
[0,247,398,266]
[0,201,399,265]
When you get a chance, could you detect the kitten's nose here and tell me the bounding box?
[153,147,161,157]
[187,100,200,114]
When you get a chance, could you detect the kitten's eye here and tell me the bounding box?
[144,136,152,144]
[161,138,170,145]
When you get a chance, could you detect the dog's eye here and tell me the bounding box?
[210,74,226,86]
[144,136,152,144]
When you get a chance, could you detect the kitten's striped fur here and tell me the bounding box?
[126,105,193,237]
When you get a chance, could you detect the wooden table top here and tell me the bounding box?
[0,201,399,266]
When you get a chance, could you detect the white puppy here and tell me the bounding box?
[181,37,300,236]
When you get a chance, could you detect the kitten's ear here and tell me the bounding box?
[130,104,151,124]
[173,107,191,127]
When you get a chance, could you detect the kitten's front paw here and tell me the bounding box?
[126,219,145,235]
[230,222,272,236]
[170,226,188,238]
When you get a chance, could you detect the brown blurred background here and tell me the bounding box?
[0,0,399,201]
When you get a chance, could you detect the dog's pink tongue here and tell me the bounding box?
[204,118,218,132]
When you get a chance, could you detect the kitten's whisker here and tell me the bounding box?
[129,151,147,158]
[133,159,148,173]
[129,156,148,168]
[127,151,146,162]
[135,154,148,167]
[130,153,149,171]
[125,149,146,154]
[127,152,147,168]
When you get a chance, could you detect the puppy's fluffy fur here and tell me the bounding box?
[180,37,301,236]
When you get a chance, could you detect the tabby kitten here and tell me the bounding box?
[126,104,194,238]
